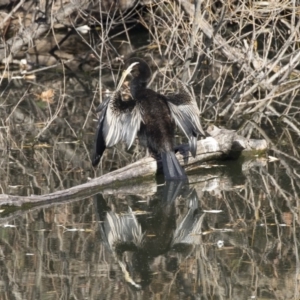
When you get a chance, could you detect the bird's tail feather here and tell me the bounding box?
[161,151,188,181]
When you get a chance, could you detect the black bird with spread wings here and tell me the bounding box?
[92,58,205,181]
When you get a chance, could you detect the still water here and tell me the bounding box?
[1,27,300,299]
[1,160,299,299]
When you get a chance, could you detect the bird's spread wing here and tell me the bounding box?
[92,97,109,166]
[104,92,142,148]
[92,91,142,166]
[166,89,205,157]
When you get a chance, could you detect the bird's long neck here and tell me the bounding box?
[130,77,147,99]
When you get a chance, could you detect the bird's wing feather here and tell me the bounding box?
[92,98,110,166]
[166,90,205,157]
[93,92,142,166]
[92,62,143,167]
[103,92,142,149]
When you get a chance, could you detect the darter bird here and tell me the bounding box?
[92,57,205,181]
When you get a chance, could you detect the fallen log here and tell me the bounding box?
[0,126,267,206]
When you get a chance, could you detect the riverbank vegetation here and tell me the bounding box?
[0,0,299,195]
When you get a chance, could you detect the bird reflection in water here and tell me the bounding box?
[94,181,207,290]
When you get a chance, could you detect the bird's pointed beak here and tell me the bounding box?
[116,62,139,91]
